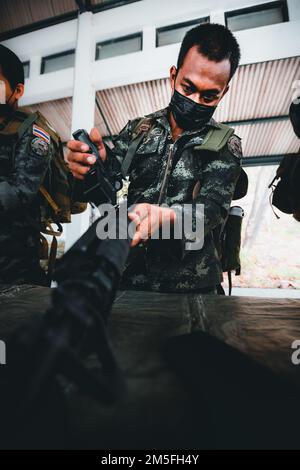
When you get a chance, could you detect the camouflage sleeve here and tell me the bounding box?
[174,135,242,251]
[0,126,52,213]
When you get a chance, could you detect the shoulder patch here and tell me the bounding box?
[132,118,153,140]
[31,137,49,156]
[228,135,242,159]
[32,124,50,144]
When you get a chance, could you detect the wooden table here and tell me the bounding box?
[1,285,300,449]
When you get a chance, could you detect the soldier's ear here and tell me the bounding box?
[14,83,24,100]
[169,66,177,92]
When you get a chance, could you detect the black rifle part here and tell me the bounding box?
[0,206,132,448]
[72,128,123,206]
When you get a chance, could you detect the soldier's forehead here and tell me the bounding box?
[179,47,230,89]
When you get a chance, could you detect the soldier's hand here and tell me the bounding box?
[128,203,176,247]
[66,128,107,180]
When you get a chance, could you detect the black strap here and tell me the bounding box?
[121,118,154,178]
[121,132,146,179]
[16,112,38,140]
[47,236,58,285]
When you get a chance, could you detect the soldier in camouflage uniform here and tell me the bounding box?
[0,45,55,286]
[67,23,243,294]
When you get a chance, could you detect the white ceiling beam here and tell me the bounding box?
[1,1,299,106]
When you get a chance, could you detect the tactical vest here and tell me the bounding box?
[121,117,248,295]
[0,110,87,280]
[121,117,248,201]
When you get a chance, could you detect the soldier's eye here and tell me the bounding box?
[203,95,216,103]
[182,85,193,94]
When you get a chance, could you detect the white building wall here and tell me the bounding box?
[287,0,300,20]
[2,0,300,106]
[1,0,299,245]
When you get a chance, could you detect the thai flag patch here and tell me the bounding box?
[32,124,50,144]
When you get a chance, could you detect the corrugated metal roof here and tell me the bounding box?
[91,0,139,5]
[95,56,300,133]
[215,56,300,122]
[95,78,171,135]
[0,0,78,35]
[234,119,299,157]
[22,57,300,158]
[23,97,73,142]
[0,0,141,37]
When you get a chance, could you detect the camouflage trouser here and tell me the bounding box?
[119,277,218,295]
[120,245,220,295]
[196,286,217,295]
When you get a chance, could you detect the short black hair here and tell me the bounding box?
[0,44,24,89]
[177,23,241,81]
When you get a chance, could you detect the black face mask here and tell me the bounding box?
[0,104,14,116]
[0,87,15,116]
[169,88,217,131]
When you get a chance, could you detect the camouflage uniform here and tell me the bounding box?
[0,111,53,286]
[109,107,242,293]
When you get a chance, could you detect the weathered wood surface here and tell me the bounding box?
[1,285,300,449]
[199,295,300,387]
[2,286,299,383]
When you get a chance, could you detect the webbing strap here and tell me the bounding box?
[16,112,38,140]
[121,132,146,179]
[121,119,154,178]
[39,185,60,215]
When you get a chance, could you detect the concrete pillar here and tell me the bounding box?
[210,10,226,25]
[143,25,156,50]
[65,11,96,250]
[29,55,42,78]
[287,0,300,21]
